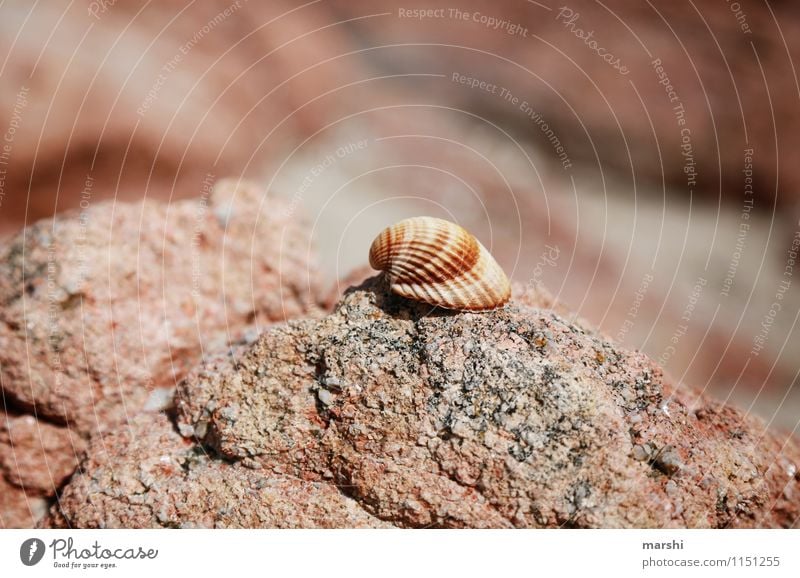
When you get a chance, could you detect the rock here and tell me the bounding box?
[2,0,795,430]
[0,410,85,528]
[0,410,85,494]
[0,178,322,527]
[0,178,322,434]
[52,276,800,528]
[47,414,388,529]
[0,476,48,529]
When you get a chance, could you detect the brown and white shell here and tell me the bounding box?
[368,216,511,311]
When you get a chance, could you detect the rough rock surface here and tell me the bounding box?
[0,410,84,528]
[47,414,387,529]
[0,178,321,434]
[0,476,48,529]
[0,179,322,527]
[51,277,800,528]
[2,0,796,431]
[0,411,85,494]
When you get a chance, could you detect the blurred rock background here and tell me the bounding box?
[1,0,799,432]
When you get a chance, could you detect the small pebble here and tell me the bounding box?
[665,480,678,495]
[194,420,208,439]
[143,387,176,412]
[653,445,683,475]
[177,423,195,438]
[632,444,650,461]
[699,475,717,490]
[214,203,234,227]
[323,375,341,388]
[219,406,238,421]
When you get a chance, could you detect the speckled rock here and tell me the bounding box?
[0,410,83,529]
[0,411,85,495]
[54,276,800,528]
[0,178,322,527]
[0,476,48,529]
[0,178,321,434]
[47,414,388,529]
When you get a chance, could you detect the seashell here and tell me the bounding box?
[368,216,511,311]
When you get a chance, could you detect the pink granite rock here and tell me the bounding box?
[0,476,48,529]
[0,178,322,527]
[0,178,321,435]
[51,277,800,528]
[0,411,85,495]
[47,414,388,529]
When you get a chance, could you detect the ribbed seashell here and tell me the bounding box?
[368,217,511,311]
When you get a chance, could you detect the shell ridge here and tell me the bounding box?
[368,217,510,311]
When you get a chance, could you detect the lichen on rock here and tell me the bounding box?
[0,179,324,527]
[0,178,322,435]
[50,276,800,528]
